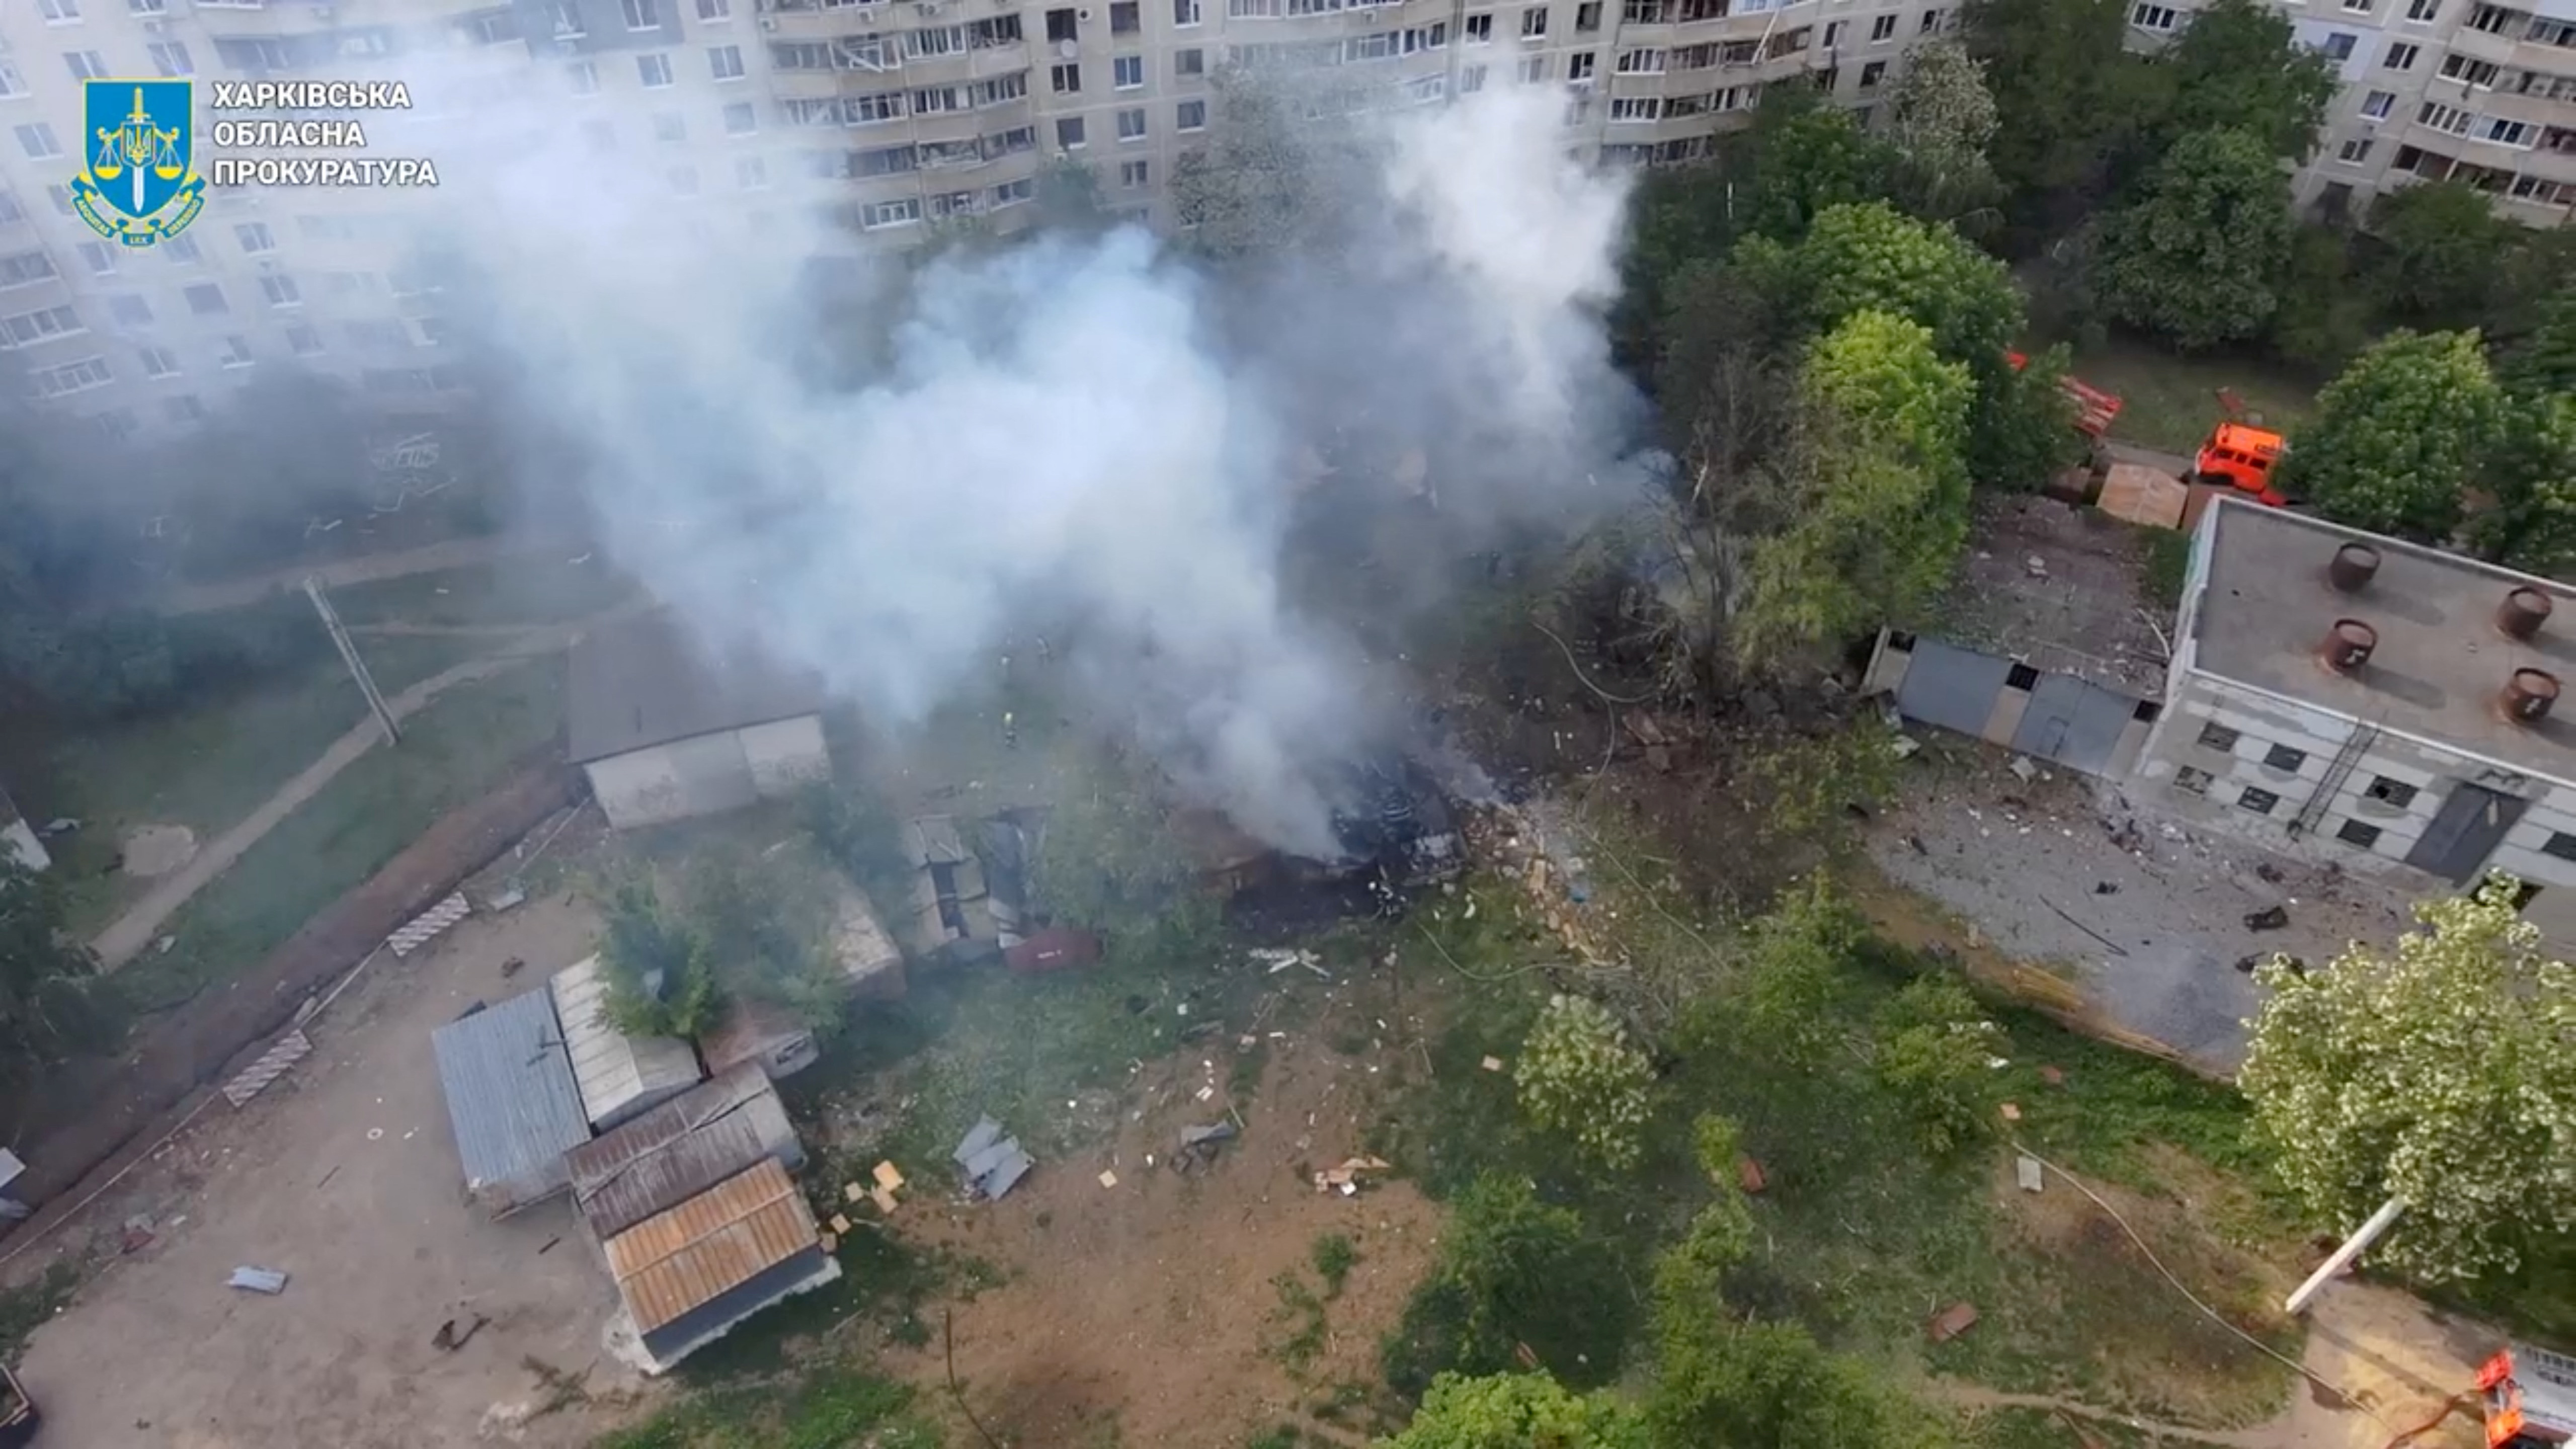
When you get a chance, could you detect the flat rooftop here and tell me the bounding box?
[2191,499,2576,781]
[566,611,827,765]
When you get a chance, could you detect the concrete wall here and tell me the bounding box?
[2131,670,2576,944]
[738,715,832,800]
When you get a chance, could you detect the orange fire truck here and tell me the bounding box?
[2482,1343,2576,1447]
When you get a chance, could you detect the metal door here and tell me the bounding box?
[1894,640,2014,739]
[2404,782,2527,884]
[2010,674,2140,777]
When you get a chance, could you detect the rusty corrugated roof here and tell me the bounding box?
[605,1157,818,1333]
[566,1062,801,1241]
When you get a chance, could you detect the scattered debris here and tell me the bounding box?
[829,1213,852,1235]
[1892,734,1923,760]
[820,1231,839,1253]
[431,1314,491,1352]
[487,885,529,913]
[1928,1301,1980,1342]
[227,1267,289,1295]
[2244,905,2289,932]
[1313,1156,1392,1197]
[1097,1169,1119,1189]
[1736,1156,1766,1195]
[870,1160,906,1216]
[1480,1055,1505,1073]
[2008,755,2037,783]
[1174,1121,1239,1174]
[500,956,525,979]
[1251,947,1331,980]
[2016,1155,2045,1194]
[119,1215,154,1255]
[2092,881,2119,896]
[2038,1065,2065,1087]
[537,1236,559,1255]
[1999,1101,2022,1122]
[954,1117,1035,1202]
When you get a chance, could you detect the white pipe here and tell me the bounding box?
[2285,1194,2405,1317]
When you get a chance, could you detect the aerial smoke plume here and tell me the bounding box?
[376,67,1642,854]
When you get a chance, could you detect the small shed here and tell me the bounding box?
[566,1062,803,1242]
[700,997,824,1082]
[604,1157,840,1374]
[550,956,705,1133]
[430,988,594,1217]
[904,815,999,962]
[567,612,833,831]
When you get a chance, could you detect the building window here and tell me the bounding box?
[2134,699,2162,723]
[2336,819,2383,849]
[16,124,63,161]
[0,305,83,348]
[164,395,204,425]
[286,324,323,355]
[1111,0,1140,29]
[183,282,227,315]
[638,53,675,87]
[1175,0,1201,24]
[164,233,202,265]
[2196,721,2241,752]
[2239,786,2282,816]
[1570,50,1595,78]
[1516,53,1547,80]
[1057,115,1086,148]
[1176,46,1204,74]
[699,0,731,18]
[2363,775,2417,807]
[106,294,151,327]
[64,50,108,80]
[149,41,194,75]
[623,0,660,29]
[2264,744,2307,772]
[2404,0,2438,19]
[569,60,600,95]
[1919,8,1941,31]
[1521,6,1547,36]
[1114,54,1144,87]
[1858,59,1886,87]
[138,345,179,378]
[2131,2,2178,28]
[1116,106,1146,139]
[1467,13,1494,41]
[1576,0,1600,27]
[217,335,255,368]
[1052,61,1081,93]
[1869,12,1896,38]
[2543,831,2576,863]
[1176,97,1206,129]
[75,242,115,277]
[234,221,277,256]
[1120,158,1149,186]
[652,111,687,142]
[709,44,745,79]
[552,0,586,36]
[2384,41,2418,69]
[259,274,302,307]
[2176,765,2214,795]
[2321,31,2356,59]
[723,101,756,134]
[2360,89,2394,120]
[861,198,921,229]
[2337,137,2374,164]
[1048,6,1078,39]
[37,0,78,21]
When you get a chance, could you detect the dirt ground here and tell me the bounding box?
[1865,745,2410,1073]
[884,1029,1442,1448]
[10,891,648,1449]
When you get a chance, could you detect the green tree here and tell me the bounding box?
[2144,0,2339,162]
[2096,127,2294,349]
[1167,66,1364,261]
[1032,747,1219,960]
[2366,181,2519,329]
[0,855,117,1075]
[1517,994,1657,1172]
[1033,155,1116,235]
[1739,86,1898,243]
[1962,0,2140,216]
[1649,1316,1948,1449]
[2281,329,2499,540]
[1382,1176,1635,1396]
[2268,223,2375,374]
[1873,975,2002,1156]
[2240,877,2576,1282]
[1971,341,2085,490]
[1729,876,1866,1070]
[1885,40,2004,227]
[2471,396,2576,577]
[685,846,847,1033]
[1767,201,2023,365]
[2501,286,2576,398]
[1740,311,1975,669]
[595,867,720,1039]
[1375,1373,1651,1449]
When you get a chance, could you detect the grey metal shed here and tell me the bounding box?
[431,988,594,1218]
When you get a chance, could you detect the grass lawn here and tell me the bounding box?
[329,555,634,629]
[43,633,495,934]
[2059,335,2322,457]
[109,657,565,1015]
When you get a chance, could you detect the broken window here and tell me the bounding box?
[2196,721,2240,753]
[2175,766,2213,795]
[2263,744,2307,773]
[2363,775,2417,807]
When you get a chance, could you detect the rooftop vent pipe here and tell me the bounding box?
[2504,668,2560,725]
[2499,586,2553,641]
[2320,619,2377,675]
[2329,542,2381,593]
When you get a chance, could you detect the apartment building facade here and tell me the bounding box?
[0,0,1952,436]
[2138,0,2576,226]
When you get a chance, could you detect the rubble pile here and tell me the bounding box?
[1457,799,1615,968]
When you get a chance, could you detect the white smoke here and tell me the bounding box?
[368,68,1640,855]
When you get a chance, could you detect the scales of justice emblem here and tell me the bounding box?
[69,80,208,249]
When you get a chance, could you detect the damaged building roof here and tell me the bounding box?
[2189,498,2576,780]
[566,1062,804,1242]
[604,1156,824,1340]
[566,611,829,765]
[431,988,593,1217]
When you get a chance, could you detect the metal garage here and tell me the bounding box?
[567,612,835,830]
[1872,630,2157,781]
[2008,673,2141,777]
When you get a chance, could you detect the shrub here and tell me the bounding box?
[1516,994,1655,1172]
[1873,975,2003,1155]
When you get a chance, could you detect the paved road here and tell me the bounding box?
[152,531,582,616]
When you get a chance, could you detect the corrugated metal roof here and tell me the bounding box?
[550,956,704,1132]
[566,1062,803,1241]
[566,611,827,765]
[829,888,902,986]
[605,1158,819,1334]
[431,988,593,1214]
[699,997,816,1081]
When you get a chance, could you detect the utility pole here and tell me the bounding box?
[2285,1195,2405,1317]
[304,576,400,746]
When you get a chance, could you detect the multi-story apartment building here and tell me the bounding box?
[2136,0,2576,227]
[0,0,1961,437]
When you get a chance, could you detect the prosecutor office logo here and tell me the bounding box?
[70,79,207,249]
